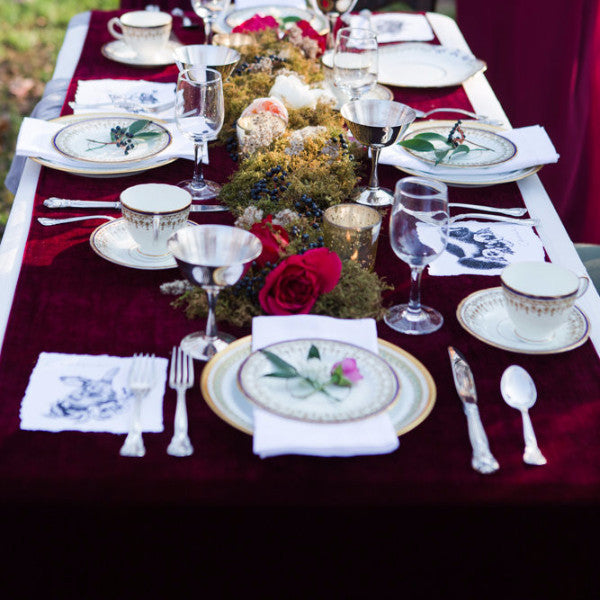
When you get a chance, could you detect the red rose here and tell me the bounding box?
[295,19,327,54]
[250,215,290,267]
[232,15,279,33]
[259,247,342,315]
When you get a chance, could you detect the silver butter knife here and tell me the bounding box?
[448,346,500,474]
[43,197,228,213]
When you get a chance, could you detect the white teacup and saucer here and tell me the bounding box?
[90,183,196,270]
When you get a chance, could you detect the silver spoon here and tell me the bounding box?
[500,365,547,466]
[38,216,115,226]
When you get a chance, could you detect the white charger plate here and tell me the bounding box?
[457,287,590,354]
[378,43,486,88]
[200,336,436,435]
[53,116,171,164]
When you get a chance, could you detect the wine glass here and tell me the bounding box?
[333,27,378,102]
[175,67,224,202]
[309,0,359,51]
[341,99,416,206]
[385,177,449,335]
[191,0,231,45]
[167,225,263,360]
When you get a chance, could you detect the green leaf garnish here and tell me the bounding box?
[127,119,150,135]
[307,345,320,360]
[260,349,299,378]
[398,138,436,152]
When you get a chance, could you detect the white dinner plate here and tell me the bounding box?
[238,339,400,423]
[457,287,590,354]
[32,114,178,178]
[378,43,486,88]
[53,116,172,165]
[90,218,196,270]
[214,5,328,35]
[101,40,181,67]
[200,336,436,436]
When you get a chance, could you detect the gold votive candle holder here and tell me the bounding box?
[323,203,382,270]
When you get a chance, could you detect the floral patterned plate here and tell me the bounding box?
[201,336,436,434]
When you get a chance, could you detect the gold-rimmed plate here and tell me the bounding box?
[53,115,171,165]
[32,114,177,177]
[200,336,436,435]
[457,287,590,354]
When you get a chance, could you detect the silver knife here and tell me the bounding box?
[43,197,228,213]
[448,346,499,474]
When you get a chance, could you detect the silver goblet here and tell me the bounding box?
[341,99,416,207]
[167,225,262,360]
[173,44,241,81]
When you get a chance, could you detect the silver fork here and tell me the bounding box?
[449,213,539,226]
[38,216,115,226]
[411,106,503,126]
[167,346,194,457]
[120,353,155,458]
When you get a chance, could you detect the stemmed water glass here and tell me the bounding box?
[190,0,231,44]
[167,225,262,361]
[333,27,378,102]
[309,0,359,51]
[175,67,224,202]
[385,177,449,335]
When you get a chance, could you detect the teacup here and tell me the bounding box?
[107,11,172,60]
[121,184,191,256]
[500,261,589,341]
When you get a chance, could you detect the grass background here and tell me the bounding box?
[0,0,454,240]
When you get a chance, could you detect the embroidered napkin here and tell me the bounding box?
[20,353,167,433]
[16,116,202,169]
[428,221,545,276]
[348,13,434,43]
[251,315,399,458]
[380,125,559,175]
[72,79,176,120]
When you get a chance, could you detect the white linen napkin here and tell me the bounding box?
[16,116,201,169]
[251,315,399,458]
[429,221,546,276]
[380,125,559,175]
[348,13,434,43]
[20,352,167,433]
[73,79,176,121]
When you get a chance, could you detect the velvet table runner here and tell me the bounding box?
[0,11,598,507]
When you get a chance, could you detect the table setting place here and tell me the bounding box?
[5,3,600,506]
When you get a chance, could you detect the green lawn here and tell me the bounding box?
[0,0,119,238]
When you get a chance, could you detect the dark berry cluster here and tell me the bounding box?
[225,133,239,162]
[296,230,325,254]
[111,125,135,155]
[231,267,266,300]
[250,166,289,203]
[447,120,465,147]
[293,194,323,219]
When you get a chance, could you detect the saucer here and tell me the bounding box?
[101,40,181,67]
[457,287,590,354]
[90,218,196,270]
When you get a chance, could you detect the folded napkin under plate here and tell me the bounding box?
[20,352,167,433]
[381,125,559,177]
[16,116,201,175]
[250,315,399,458]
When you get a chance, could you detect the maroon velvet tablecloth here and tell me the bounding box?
[1,11,599,511]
